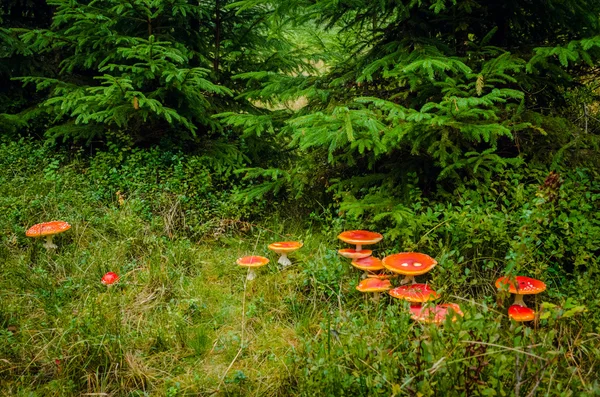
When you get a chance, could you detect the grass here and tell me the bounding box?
[1,139,600,396]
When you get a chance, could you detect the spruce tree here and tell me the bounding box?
[223,0,600,213]
[7,0,308,145]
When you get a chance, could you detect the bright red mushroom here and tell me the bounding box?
[101,272,119,285]
[495,276,546,307]
[508,305,536,322]
[382,252,437,285]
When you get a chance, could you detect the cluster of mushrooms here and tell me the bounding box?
[338,230,463,325]
[339,230,546,324]
[25,221,547,321]
[236,241,303,280]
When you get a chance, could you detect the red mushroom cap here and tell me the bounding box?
[410,303,463,324]
[389,284,440,303]
[508,305,536,322]
[338,248,372,259]
[350,256,384,272]
[101,272,119,285]
[356,278,392,293]
[26,221,71,237]
[382,252,437,276]
[268,241,303,254]
[338,230,383,246]
[366,272,397,280]
[236,256,270,268]
[495,276,546,295]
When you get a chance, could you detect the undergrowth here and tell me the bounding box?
[1,138,599,396]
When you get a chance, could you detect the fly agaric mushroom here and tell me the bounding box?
[268,241,303,268]
[338,248,372,259]
[26,221,71,250]
[382,252,437,285]
[410,303,463,325]
[236,256,270,281]
[389,283,440,303]
[356,277,392,302]
[101,272,119,285]
[495,276,546,307]
[350,256,384,277]
[508,305,536,322]
[338,230,383,252]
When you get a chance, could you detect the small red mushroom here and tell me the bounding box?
[508,305,536,322]
[101,272,119,285]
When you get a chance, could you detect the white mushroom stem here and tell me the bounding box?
[513,294,526,307]
[355,244,362,252]
[278,253,292,267]
[247,268,257,281]
[43,235,57,250]
[372,293,380,303]
[400,275,416,285]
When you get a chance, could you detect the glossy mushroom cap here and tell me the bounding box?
[410,303,463,324]
[338,248,372,259]
[101,272,119,285]
[268,241,303,254]
[382,252,437,276]
[236,256,270,268]
[389,284,440,303]
[350,256,384,272]
[495,276,546,295]
[26,221,71,237]
[356,278,392,293]
[338,230,383,246]
[508,305,536,322]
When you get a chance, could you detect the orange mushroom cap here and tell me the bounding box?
[338,230,383,246]
[236,256,270,268]
[338,248,372,259]
[389,284,440,303]
[268,241,303,254]
[508,305,536,322]
[382,252,437,276]
[410,303,463,324]
[26,221,71,237]
[495,276,546,295]
[356,278,392,293]
[350,256,384,272]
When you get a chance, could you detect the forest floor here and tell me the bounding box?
[1,139,599,396]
